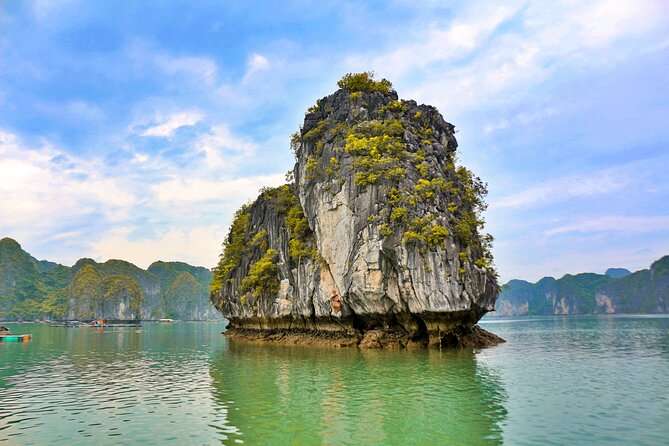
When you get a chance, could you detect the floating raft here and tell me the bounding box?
[95,324,141,328]
[0,334,32,342]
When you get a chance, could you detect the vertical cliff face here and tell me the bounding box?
[211,73,501,348]
[492,256,669,316]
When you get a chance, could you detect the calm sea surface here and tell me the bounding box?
[1,316,668,445]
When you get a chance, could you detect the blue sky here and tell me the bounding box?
[1,0,668,282]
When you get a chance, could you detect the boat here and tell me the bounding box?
[158,318,176,323]
[0,326,32,342]
[88,319,141,328]
[0,334,32,342]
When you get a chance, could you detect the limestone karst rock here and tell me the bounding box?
[211,73,503,348]
[0,237,220,321]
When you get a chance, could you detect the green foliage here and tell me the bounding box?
[456,166,488,213]
[379,223,393,237]
[416,162,429,177]
[390,206,408,223]
[388,187,400,206]
[454,212,479,245]
[302,119,329,142]
[0,238,72,318]
[413,149,427,162]
[148,261,213,319]
[101,275,144,311]
[306,157,319,171]
[337,71,393,94]
[259,185,317,263]
[402,231,422,244]
[240,249,280,298]
[402,218,449,248]
[68,264,103,319]
[425,225,449,247]
[354,171,381,186]
[379,100,407,114]
[0,237,213,321]
[345,119,408,187]
[163,271,206,319]
[211,205,251,293]
[251,230,268,250]
[39,291,67,319]
[305,157,320,179]
[475,258,489,268]
[349,91,361,100]
[290,131,302,153]
[414,179,434,199]
[65,265,144,319]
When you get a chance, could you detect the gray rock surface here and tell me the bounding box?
[211,77,500,348]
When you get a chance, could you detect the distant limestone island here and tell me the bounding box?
[492,255,669,317]
[0,237,222,321]
[210,73,503,349]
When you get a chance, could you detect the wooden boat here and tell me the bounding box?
[0,334,32,342]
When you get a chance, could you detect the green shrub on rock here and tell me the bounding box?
[337,72,393,94]
[240,249,279,298]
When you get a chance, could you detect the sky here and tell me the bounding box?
[1,0,668,282]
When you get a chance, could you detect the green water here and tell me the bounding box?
[1,316,668,445]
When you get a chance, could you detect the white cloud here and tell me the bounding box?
[89,225,228,269]
[573,0,665,47]
[243,54,270,84]
[195,124,258,168]
[153,53,218,85]
[492,168,631,209]
[0,130,138,230]
[151,173,285,204]
[349,0,669,120]
[122,41,219,85]
[0,124,288,268]
[139,111,204,138]
[545,215,669,236]
[351,5,517,80]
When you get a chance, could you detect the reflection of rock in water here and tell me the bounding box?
[208,343,507,445]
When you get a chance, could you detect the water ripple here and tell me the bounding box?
[1,316,668,445]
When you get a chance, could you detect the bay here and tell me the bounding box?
[1,316,668,445]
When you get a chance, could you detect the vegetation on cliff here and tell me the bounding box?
[0,237,217,321]
[211,73,501,348]
[294,72,494,271]
[210,184,317,304]
[337,71,393,94]
[494,255,669,316]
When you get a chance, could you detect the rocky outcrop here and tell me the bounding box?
[492,256,669,316]
[211,73,502,348]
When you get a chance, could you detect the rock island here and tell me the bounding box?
[210,73,503,348]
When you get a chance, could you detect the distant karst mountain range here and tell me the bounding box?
[493,255,669,316]
[0,237,221,321]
